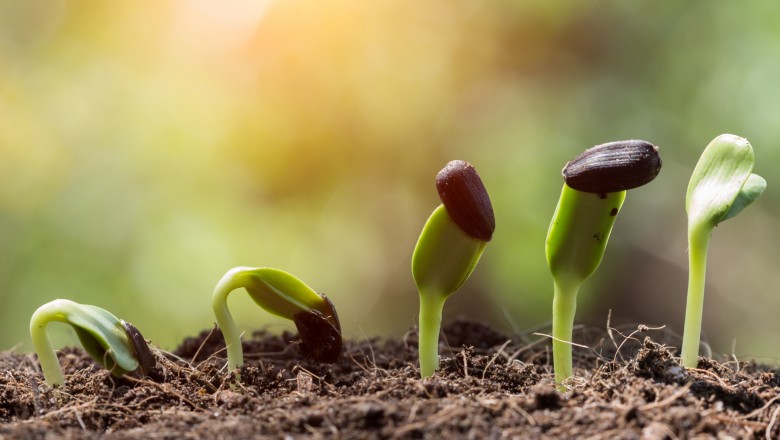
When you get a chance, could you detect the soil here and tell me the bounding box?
[1,319,779,439]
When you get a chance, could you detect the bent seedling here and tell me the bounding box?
[212,267,342,370]
[681,134,765,368]
[30,299,155,387]
[546,140,661,386]
[412,160,495,378]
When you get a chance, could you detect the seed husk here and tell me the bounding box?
[122,320,156,375]
[435,160,495,242]
[294,293,343,363]
[563,140,662,193]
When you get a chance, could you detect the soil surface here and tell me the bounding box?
[1,319,779,439]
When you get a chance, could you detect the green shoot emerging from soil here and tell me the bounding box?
[681,134,765,368]
[412,160,495,378]
[547,140,661,385]
[30,299,155,387]
[211,267,342,370]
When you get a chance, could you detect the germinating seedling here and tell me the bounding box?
[412,160,495,378]
[212,266,342,370]
[30,299,155,387]
[546,140,661,385]
[681,134,765,368]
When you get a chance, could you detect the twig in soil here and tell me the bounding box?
[34,397,98,420]
[767,405,780,440]
[532,332,589,349]
[739,395,780,420]
[344,329,379,376]
[505,399,536,426]
[505,337,547,366]
[74,409,86,430]
[461,351,469,379]
[710,413,767,430]
[189,325,217,364]
[346,349,372,375]
[121,376,198,409]
[292,365,323,382]
[611,324,666,364]
[688,367,736,392]
[482,340,511,379]
[638,382,691,411]
[606,309,617,353]
[730,338,742,374]
[407,401,421,423]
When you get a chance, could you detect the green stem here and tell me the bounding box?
[418,292,446,378]
[552,281,579,386]
[29,301,70,387]
[681,224,711,368]
[212,271,248,371]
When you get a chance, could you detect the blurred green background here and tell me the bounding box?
[2,1,780,364]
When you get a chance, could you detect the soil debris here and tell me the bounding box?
[1,319,778,438]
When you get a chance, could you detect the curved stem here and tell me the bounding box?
[552,281,580,387]
[212,269,250,371]
[29,301,71,387]
[418,292,446,378]
[681,224,711,368]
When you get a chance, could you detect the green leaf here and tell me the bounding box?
[237,267,331,321]
[412,204,486,299]
[686,134,757,229]
[64,303,139,375]
[720,173,766,222]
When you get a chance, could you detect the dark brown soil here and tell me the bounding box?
[2,320,779,439]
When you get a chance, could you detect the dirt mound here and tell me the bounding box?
[1,319,778,438]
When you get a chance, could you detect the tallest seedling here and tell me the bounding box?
[681,134,765,368]
[546,140,662,385]
[412,160,495,378]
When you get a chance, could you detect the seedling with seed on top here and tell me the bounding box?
[681,134,765,368]
[546,140,661,385]
[30,299,155,387]
[412,160,495,378]
[212,266,342,370]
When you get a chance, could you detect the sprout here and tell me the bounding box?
[681,134,766,368]
[546,140,661,385]
[30,299,155,387]
[412,160,495,378]
[211,267,342,370]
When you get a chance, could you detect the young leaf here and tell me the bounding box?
[720,173,766,222]
[30,299,153,387]
[212,267,342,370]
[681,134,765,368]
[686,134,758,230]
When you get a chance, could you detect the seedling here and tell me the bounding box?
[546,140,661,385]
[681,134,765,368]
[30,299,155,387]
[211,266,342,370]
[412,160,495,378]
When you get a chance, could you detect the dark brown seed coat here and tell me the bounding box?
[435,160,495,242]
[122,320,157,375]
[562,140,662,193]
[294,293,343,363]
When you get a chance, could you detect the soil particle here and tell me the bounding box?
[1,319,779,439]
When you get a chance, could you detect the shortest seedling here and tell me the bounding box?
[212,267,342,371]
[412,160,495,378]
[546,140,661,386]
[681,134,765,368]
[30,299,156,387]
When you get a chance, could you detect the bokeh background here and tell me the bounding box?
[2,1,780,364]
